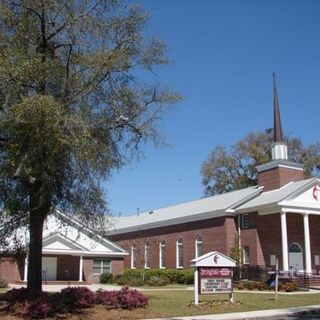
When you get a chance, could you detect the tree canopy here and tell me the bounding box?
[201,129,320,196]
[0,0,180,294]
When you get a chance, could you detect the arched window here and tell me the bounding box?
[289,243,302,253]
[131,244,136,269]
[195,236,203,258]
[159,241,166,268]
[144,243,150,269]
[176,239,183,268]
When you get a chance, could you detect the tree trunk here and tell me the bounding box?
[27,186,51,295]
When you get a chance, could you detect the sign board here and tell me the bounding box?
[201,278,232,294]
[191,252,236,305]
[199,267,233,294]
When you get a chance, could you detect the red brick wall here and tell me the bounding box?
[110,217,237,269]
[0,256,24,282]
[241,212,320,270]
[258,166,304,191]
[112,258,124,275]
[83,257,93,284]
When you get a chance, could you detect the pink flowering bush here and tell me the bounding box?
[117,286,149,310]
[59,286,95,311]
[95,287,148,310]
[1,286,148,318]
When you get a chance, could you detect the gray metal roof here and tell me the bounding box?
[107,186,262,235]
[236,177,318,212]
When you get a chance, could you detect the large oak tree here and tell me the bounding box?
[0,0,180,294]
[201,129,320,196]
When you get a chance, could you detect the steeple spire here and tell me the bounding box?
[271,73,288,161]
[273,73,284,143]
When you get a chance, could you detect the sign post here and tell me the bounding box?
[191,251,236,306]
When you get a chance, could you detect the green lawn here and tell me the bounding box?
[146,290,320,318]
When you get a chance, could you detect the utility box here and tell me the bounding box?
[191,251,236,305]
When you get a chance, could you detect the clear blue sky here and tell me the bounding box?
[107,0,320,216]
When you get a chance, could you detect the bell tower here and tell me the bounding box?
[256,74,304,191]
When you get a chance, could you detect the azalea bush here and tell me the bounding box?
[1,286,148,318]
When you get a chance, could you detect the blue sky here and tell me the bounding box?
[107,0,320,216]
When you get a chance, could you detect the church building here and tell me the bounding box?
[108,77,320,274]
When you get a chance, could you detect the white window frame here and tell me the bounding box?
[242,246,250,265]
[131,244,137,269]
[176,239,184,269]
[241,214,250,229]
[159,241,166,269]
[93,258,111,275]
[195,235,203,258]
[144,243,150,269]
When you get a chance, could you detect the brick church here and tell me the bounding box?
[108,77,320,274]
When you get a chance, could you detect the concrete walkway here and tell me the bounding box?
[144,305,320,320]
[9,283,123,292]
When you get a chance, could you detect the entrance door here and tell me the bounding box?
[42,257,57,281]
[289,243,303,271]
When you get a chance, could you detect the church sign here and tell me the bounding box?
[191,251,236,305]
[199,267,233,294]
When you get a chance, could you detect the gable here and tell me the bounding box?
[43,233,87,252]
[290,185,320,205]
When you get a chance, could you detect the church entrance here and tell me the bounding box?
[289,242,303,271]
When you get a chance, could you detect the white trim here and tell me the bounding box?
[303,214,312,273]
[144,243,150,269]
[23,255,28,282]
[176,239,183,269]
[79,255,83,282]
[130,244,136,269]
[159,241,166,269]
[281,211,289,271]
[195,236,203,259]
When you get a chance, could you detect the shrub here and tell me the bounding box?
[3,287,30,302]
[59,286,95,312]
[146,275,170,286]
[114,274,144,286]
[4,290,54,319]
[95,287,148,310]
[100,272,113,284]
[95,289,119,308]
[117,287,148,310]
[122,268,194,285]
[236,280,269,291]
[279,282,298,292]
[0,277,8,288]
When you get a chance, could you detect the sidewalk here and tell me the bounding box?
[144,304,320,320]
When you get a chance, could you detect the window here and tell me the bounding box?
[270,254,277,266]
[93,258,111,274]
[144,243,150,269]
[131,244,137,269]
[242,246,250,264]
[159,241,166,269]
[176,239,183,268]
[195,236,203,258]
[241,214,250,229]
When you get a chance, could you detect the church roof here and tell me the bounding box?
[236,177,319,212]
[107,186,262,235]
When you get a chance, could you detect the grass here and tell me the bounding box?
[147,290,320,317]
[1,289,320,319]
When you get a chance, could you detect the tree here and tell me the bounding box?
[0,0,180,295]
[201,129,320,196]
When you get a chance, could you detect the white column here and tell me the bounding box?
[79,255,83,282]
[303,213,312,274]
[194,268,199,305]
[23,254,28,282]
[281,211,289,271]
